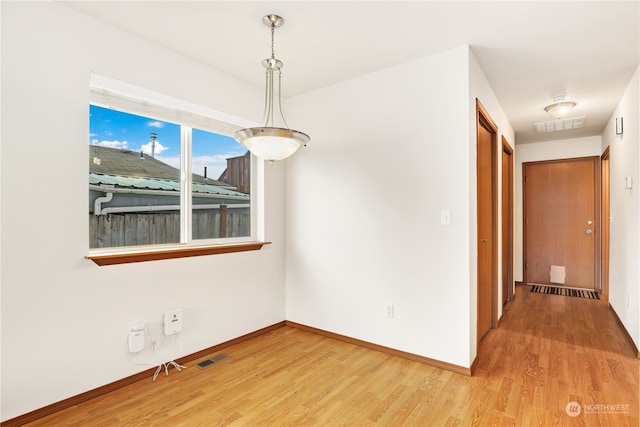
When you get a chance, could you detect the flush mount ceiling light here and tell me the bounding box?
[234,14,310,164]
[544,94,576,119]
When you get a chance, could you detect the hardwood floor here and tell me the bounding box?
[24,285,639,426]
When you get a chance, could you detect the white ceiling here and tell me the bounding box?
[61,1,639,144]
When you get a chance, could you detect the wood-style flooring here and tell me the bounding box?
[24,285,639,426]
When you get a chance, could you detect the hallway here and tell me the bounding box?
[475,284,639,425]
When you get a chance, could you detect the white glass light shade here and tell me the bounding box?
[234,127,310,162]
[544,101,576,118]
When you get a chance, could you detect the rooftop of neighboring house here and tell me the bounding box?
[88,145,232,188]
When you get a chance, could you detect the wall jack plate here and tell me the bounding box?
[164,308,183,335]
[385,304,395,318]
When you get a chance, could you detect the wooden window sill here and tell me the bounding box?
[86,242,271,266]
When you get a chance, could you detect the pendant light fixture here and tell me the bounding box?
[544,93,576,119]
[234,14,310,163]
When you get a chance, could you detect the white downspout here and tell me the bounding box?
[94,185,114,216]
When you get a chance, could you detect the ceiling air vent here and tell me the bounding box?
[535,116,586,133]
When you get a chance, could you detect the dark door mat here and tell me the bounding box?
[530,285,599,299]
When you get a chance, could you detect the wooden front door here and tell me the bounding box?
[477,100,497,342]
[523,157,600,289]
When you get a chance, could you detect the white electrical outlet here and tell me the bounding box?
[385,304,395,318]
[164,308,183,335]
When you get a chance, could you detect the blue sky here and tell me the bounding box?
[89,105,246,179]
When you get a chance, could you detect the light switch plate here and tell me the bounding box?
[440,210,451,225]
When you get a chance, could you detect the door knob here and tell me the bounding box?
[586,229,593,235]
[482,239,488,243]
[587,220,593,225]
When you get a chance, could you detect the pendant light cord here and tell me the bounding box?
[271,25,275,60]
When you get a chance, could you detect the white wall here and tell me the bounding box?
[513,136,603,283]
[602,66,640,349]
[1,2,287,421]
[285,46,514,368]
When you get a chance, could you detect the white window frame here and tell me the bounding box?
[88,73,264,257]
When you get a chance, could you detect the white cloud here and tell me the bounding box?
[155,155,180,170]
[147,121,165,128]
[192,153,244,180]
[140,141,169,156]
[149,153,243,178]
[93,140,129,149]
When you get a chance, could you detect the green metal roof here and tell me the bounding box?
[89,173,249,199]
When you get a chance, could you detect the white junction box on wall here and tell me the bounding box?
[128,321,145,353]
[163,308,183,335]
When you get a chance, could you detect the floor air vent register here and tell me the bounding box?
[196,353,231,369]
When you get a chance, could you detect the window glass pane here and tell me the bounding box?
[89,105,181,248]
[191,129,250,240]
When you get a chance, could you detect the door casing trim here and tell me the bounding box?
[502,136,514,303]
[476,99,498,343]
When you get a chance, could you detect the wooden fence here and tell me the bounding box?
[90,207,250,248]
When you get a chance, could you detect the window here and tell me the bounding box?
[88,75,260,257]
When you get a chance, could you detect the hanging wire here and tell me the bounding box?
[271,25,275,60]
